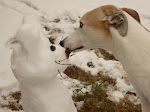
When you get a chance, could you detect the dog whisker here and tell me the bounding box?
[58,53,76,63]
[58,58,68,63]
[58,70,63,78]
[55,60,71,66]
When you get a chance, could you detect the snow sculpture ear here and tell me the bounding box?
[22,16,40,25]
[102,10,128,37]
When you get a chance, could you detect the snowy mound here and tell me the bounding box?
[11,16,68,78]
[10,16,77,112]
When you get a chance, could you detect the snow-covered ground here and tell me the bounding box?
[0,0,150,111]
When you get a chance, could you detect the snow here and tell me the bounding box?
[10,16,77,112]
[0,0,46,90]
[39,0,150,15]
[0,0,150,111]
[69,50,100,75]
[112,91,124,102]
[0,4,22,89]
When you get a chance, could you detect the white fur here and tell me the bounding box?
[110,12,150,112]
[64,25,113,51]
[62,9,150,112]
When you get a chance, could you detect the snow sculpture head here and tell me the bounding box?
[11,16,69,83]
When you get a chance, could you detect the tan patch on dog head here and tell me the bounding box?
[80,5,120,38]
[81,5,128,37]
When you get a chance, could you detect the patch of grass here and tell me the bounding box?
[1,101,23,111]
[73,83,108,112]
[0,91,23,111]
[73,83,141,112]
[67,66,141,112]
[98,73,116,87]
[64,66,101,84]
[95,48,118,61]
[64,66,116,87]
[98,97,141,112]
[10,91,21,101]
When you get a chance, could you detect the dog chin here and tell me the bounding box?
[70,46,85,52]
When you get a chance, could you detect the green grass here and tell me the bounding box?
[65,66,141,112]
[0,91,23,111]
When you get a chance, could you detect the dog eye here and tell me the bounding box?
[80,22,84,28]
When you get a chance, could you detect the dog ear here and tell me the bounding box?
[121,8,140,23]
[102,10,128,37]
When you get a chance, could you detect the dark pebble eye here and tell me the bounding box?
[50,45,56,51]
[80,22,84,28]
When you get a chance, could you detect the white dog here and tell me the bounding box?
[11,16,77,112]
[60,5,150,112]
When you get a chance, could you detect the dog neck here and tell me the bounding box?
[110,12,150,82]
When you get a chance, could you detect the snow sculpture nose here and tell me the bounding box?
[59,41,64,47]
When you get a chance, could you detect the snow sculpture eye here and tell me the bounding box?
[50,45,56,51]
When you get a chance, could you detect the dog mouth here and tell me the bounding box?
[71,46,84,52]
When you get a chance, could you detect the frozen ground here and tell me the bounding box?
[0,0,150,111]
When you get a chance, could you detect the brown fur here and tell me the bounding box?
[80,5,119,38]
[80,5,126,38]
[121,8,150,32]
[100,5,120,12]
[121,8,141,23]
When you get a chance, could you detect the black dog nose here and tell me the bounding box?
[59,41,64,47]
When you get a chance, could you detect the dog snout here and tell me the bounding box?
[59,40,64,47]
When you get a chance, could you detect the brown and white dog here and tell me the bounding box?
[60,5,150,112]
